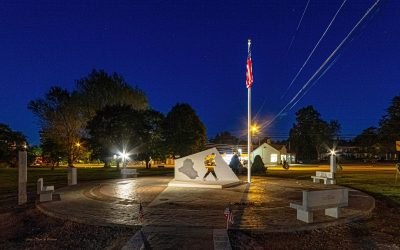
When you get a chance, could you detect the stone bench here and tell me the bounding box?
[121,168,138,177]
[290,188,348,223]
[37,178,54,202]
[311,171,336,184]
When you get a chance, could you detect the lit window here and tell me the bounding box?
[271,154,277,163]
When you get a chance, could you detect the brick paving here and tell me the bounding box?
[37,176,375,248]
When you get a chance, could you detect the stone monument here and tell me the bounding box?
[169,148,241,188]
[18,150,27,205]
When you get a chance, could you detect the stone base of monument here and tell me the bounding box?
[168,179,242,189]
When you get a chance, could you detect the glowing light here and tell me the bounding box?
[330,149,336,155]
[251,124,259,134]
[75,142,81,147]
[119,151,129,160]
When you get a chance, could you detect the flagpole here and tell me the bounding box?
[247,39,252,184]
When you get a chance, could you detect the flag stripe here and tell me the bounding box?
[246,57,253,89]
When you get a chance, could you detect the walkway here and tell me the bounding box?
[37,176,375,248]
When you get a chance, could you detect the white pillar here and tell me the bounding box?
[68,167,77,185]
[18,151,27,205]
[330,154,336,173]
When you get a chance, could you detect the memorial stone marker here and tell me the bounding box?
[68,167,77,185]
[18,151,27,205]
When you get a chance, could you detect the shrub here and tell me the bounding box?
[251,155,266,175]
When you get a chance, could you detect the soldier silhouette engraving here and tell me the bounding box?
[203,153,218,181]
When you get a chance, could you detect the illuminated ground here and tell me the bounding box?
[1,166,399,249]
[37,176,374,231]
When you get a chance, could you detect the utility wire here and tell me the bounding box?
[281,0,347,99]
[266,0,381,129]
[286,0,311,54]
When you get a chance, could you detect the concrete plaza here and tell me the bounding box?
[37,176,374,231]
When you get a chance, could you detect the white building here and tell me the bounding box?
[252,143,294,165]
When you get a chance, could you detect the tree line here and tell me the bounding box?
[26,69,206,168]
[1,69,398,166]
[288,95,400,162]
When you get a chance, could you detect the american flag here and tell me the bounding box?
[224,207,234,225]
[138,202,144,222]
[246,55,253,89]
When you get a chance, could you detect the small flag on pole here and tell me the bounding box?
[224,207,234,229]
[246,52,253,89]
[138,202,144,222]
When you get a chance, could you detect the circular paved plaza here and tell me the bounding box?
[37,176,375,232]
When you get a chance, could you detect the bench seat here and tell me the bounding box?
[311,176,336,184]
[290,188,348,223]
[311,171,336,184]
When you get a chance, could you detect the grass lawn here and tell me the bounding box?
[267,167,400,205]
[0,167,174,199]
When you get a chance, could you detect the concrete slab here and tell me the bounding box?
[167,180,242,189]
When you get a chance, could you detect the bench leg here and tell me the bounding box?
[39,192,53,202]
[313,178,319,183]
[297,209,313,223]
[325,179,336,184]
[325,207,340,218]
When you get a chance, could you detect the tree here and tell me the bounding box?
[210,131,239,145]
[164,103,207,157]
[29,70,149,167]
[86,105,166,168]
[28,87,83,167]
[75,69,148,118]
[86,105,142,168]
[378,95,400,154]
[136,109,166,168]
[40,134,66,169]
[289,106,341,161]
[0,124,26,167]
[353,127,379,156]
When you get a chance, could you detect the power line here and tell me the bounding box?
[266,0,381,129]
[281,0,347,99]
[286,0,311,54]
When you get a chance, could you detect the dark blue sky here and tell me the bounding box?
[1,0,399,145]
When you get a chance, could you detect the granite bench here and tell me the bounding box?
[37,178,54,202]
[290,188,348,223]
[311,171,336,184]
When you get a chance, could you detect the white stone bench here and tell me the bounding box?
[311,171,336,184]
[290,188,348,223]
[121,168,138,177]
[37,178,54,202]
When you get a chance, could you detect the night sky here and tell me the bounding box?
[1,0,399,145]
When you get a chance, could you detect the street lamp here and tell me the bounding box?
[119,151,129,169]
[251,124,260,146]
